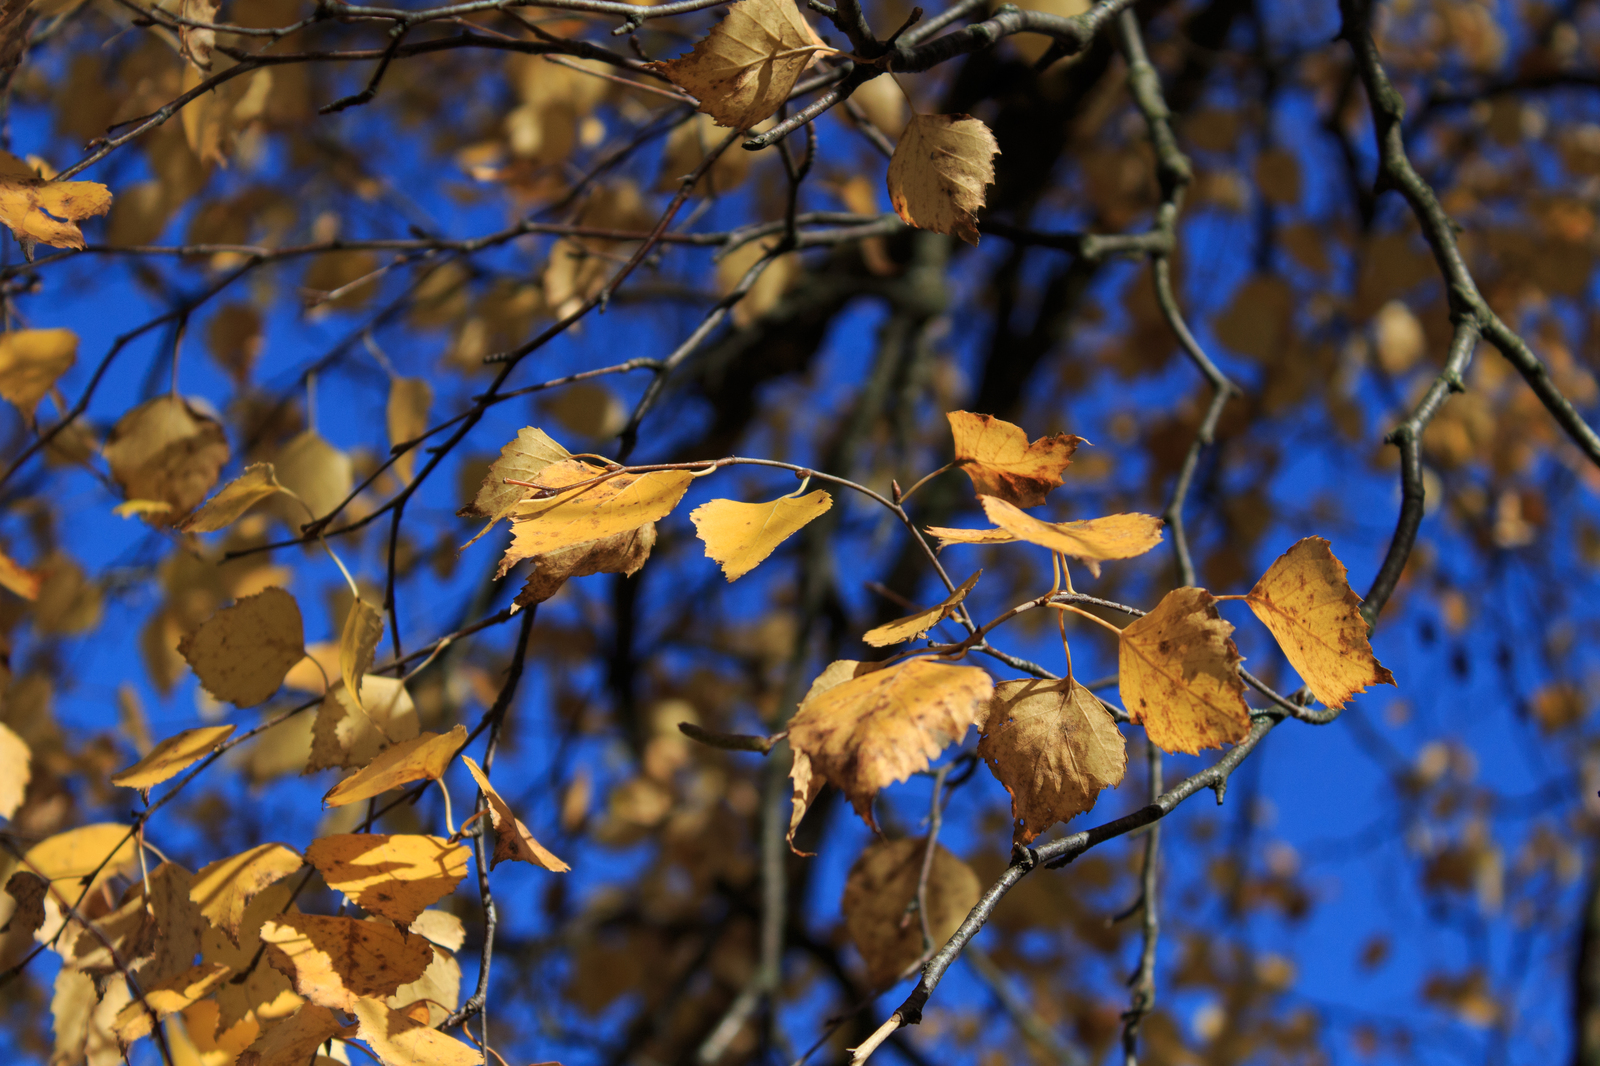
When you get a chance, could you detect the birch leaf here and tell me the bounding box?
[980,496,1164,577]
[863,571,979,647]
[110,724,234,790]
[1119,587,1251,754]
[386,377,431,484]
[3,871,46,935]
[339,599,383,711]
[352,997,481,1066]
[499,461,694,575]
[887,113,999,246]
[787,658,991,834]
[841,838,980,987]
[304,834,471,925]
[649,0,825,130]
[178,463,284,533]
[323,726,466,808]
[272,430,353,522]
[26,823,137,892]
[112,961,231,1043]
[460,426,572,522]
[190,843,304,943]
[307,677,419,773]
[978,677,1126,844]
[690,488,832,581]
[102,396,230,524]
[515,523,656,607]
[923,525,1017,550]
[1246,536,1397,708]
[0,153,111,252]
[237,1003,354,1066]
[947,411,1079,508]
[178,587,306,708]
[0,328,75,418]
[0,721,29,820]
[260,915,432,1011]
[178,0,219,70]
[461,756,570,871]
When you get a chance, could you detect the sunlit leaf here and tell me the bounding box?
[0,722,29,820]
[980,496,1164,577]
[498,462,695,574]
[1119,587,1251,754]
[261,915,433,1011]
[947,411,1079,508]
[863,571,978,647]
[462,756,570,872]
[323,726,466,808]
[649,0,825,130]
[690,488,832,581]
[110,724,234,790]
[352,996,481,1066]
[189,843,303,944]
[0,328,75,419]
[339,598,383,711]
[179,463,284,533]
[304,834,471,925]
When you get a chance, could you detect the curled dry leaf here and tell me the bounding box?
[308,676,418,772]
[261,914,433,1011]
[0,721,28,819]
[923,524,1017,550]
[0,327,75,419]
[516,522,656,607]
[352,996,482,1066]
[499,461,695,575]
[110,724,234,790]
[190,843,304,943]
[178,587,307,708]
[461,426,572,523]
[304,834,471,925]
[3,870,47,935]
[386,377,431,484]
[863,571,980,647]
[1119,587,1251,754]
[462,756,570,871]
[112,960,231,1042]
[339,599,383,710]
[978,677,1127,844]
[887,113,999,246]
[323,725,466,808]
[787,658,992,841]
[649,0,824,131]
[947,411,1080,508]
[179,463,284,533]
[841,838,981,988]
[0,152,111,252]
[979,496,1164,577]
[0,546,39,600]
[237,1003,354,1066]
[691,488,832,581]
[1246,536,1397,708]
[178,0,219,70]
[102,396,231,524]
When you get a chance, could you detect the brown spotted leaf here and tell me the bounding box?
[178,587,306,708]
[461,756,570,871]
[260,914,433,1011]
[649,0,825,131]
[1119,587,1251,754]
[887,114,999,246]
[946,411,1079,508]
[841,838,980,987]
[515,523,656,607]
[304,834,471,925]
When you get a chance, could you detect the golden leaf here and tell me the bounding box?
[1119,587,1251,754]
[1245,536,1397,708]
[386,377,431,484]
[0,152,111,252]
[947,411,1079,508]
[322,725,466,808]
[787,658,991,835]
[863,571,979,647]
[110,724,234,790]
[25,823,137,891]
[386,912,463,1027]
[978,677,1127,844]
[199,878,304,1032]
[112,961,231,1043]
[179,463,284,533]
[980,496,1164,576]
[515,523,656,607]
[649,0,824,131]
[0,546,40,600]
[922,525,1017,550]
[339,599,384,711]
[307,677,419,773]
[271,430,354,523]
[499,462,695,574]
[690,488,832,581]
[304,834,471,925]
[841,838,981,987]
[462,756,570,872]
[351,997,482,1066]
[0,721,29,820]
[190,843,304,943]
[461,426,573,522]
[261,915,433,1011]
[102,396,230,524]
[178,587,307,708]
[237,1003,354,1066]
[0,328,75,418]
[887,114,999,246]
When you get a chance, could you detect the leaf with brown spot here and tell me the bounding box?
[887,114,999,246]
[323,726,466,808]
[690,488,832,581]
[0,328,75,419]
[238,1003,355,1066]
[261,915,433,1011]
[515,523,656,607]
[352,997,482,1066]
[648,0,825,131]
[863,571,979,647]
[1119,587,1251,754]
[178,587,306,708]
[978,677,1127,844]
[980,496,1164,577]
[102,396,230,524]
[498,462,694,575]
[178,463,284,533]
[198,878,304,1031]
[189,843,304,944]
[304,834,471,925]
[841,838,981,987]
[462,756,570,871]
[1246,536,1397,708]
[946,411,1079,508]
[110,724,233,790]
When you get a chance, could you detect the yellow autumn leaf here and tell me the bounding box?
[841,837,981,987]
[178,463,284,533]
[863,571,979,647]
[980,496,1164,576]
[461,756,570,872]
[0,328,75,418]
[0,152,111,251]
[922,525,1019,550]
[323,725,466,808]
[307,676,418,773]
[0,546,39,600]
[352,996,481,1066]
[690,488,832,581]
[386,377,431,484]
[110,724,234,790]
[462,426,574,525]
[515,523,657,607]
[887,113,999,246]
[1245,536,1398,708]
[178,587,307,708]
[1119,586,1251,754]
[499,462,695,574]
[339,599,383,711]
[112,961,232,1043]
[25,823,137,891]
[102,396,231,524]
[649,0,825,131]
[0,721,29,820]
[271,429,353,522]
[197,877,304,1032]
[303,834,471,925]
[189,843,304,943]
[236,1003,353,1066]
[787,658,991,839]
[386,910,464,1026]
[947,411,1080,508]
[978,677,1126,844]
[260,914,433,1011]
